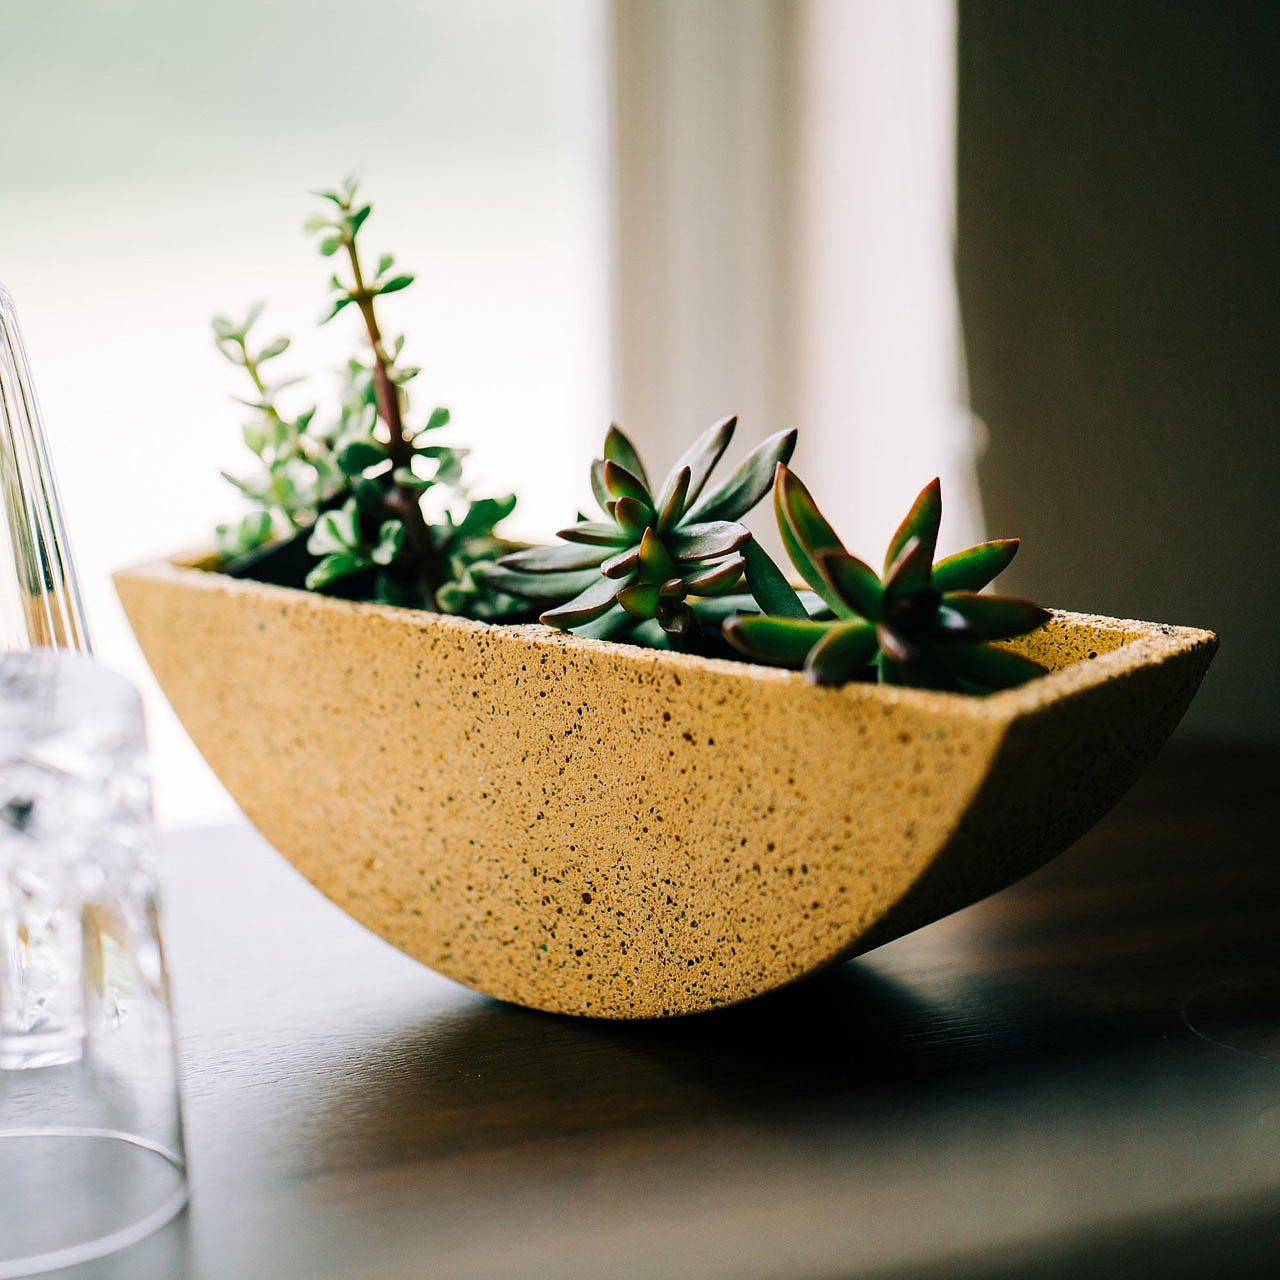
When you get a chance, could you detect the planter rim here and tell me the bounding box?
[130,550,1218,719]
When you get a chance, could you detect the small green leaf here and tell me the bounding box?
[371,519,406,566]
[603,460,653,506]
[307,504,359,555]
[601,548,641,578]
[815,549,883,621]
[590,459,611,513]
[612,496,654,537]
[477,565,602,602]
[665,415,735,512]
[882,535,933,601]
[884,477,942,574]
[603,425,650,491]
[618,583,660,618]
[376,253,395,277]
[501,543,611,571]
[540,574,628,629]
[346,204,372,237]
[423,406,450,433]
[450,494,517,542]
[683,553,745,596]
[931,539,1020,593]
[319,236,343,257]
[804,621,878,686]
[685,427,798,524]
[378,275,414,295]
[655,465,691,533]
[242,424,269,456]
[774,464,846,603]
[322,294,355,323]
[666,520,750,562]
[306,551,370,590]
[933,592,1051,641]
[742,538,807,619]
[556,521,630,546]
[336,438,389,474]
[637,528,676,583]
[723,614,834,668]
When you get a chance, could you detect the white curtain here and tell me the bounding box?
[610,0,983,562]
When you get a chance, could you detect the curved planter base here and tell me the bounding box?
[116,556,1216,1018]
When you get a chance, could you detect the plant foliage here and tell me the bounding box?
[213,176,521,619]
[724,467,1050,691]
[480,417,799,648]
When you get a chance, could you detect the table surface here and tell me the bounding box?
[44,742,1280,1280]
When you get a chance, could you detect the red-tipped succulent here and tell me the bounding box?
[724,467,1051,691]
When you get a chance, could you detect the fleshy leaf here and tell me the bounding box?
[477,565,602,602]
[665,415,735,512]
[603,425,650,491]
[305,551,370,590]
[683,553,746,596]
[723,614,834,668]
[500,543,611,571]
[666,520,750,562]
[884,477,942,574]
[603,460,653,507]
[932,592,1051,641]
[774,464,846,602]
[686,428,798,525]
[937,643,1046,690]
[932,539,1020,593]
[590,459,611,513]
[742,538,807,620]
[882,535,933,601]
[637,527,676,582]
[803,621,878,686]
[612,495,654,537]
[618,583,660,618]
[556,521,631,547]
[540,574,627,628]
[655,466,692,533]
[601,548,641,578]
[815,550,883,621]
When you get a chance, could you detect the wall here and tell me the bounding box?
[957,0,1280,741]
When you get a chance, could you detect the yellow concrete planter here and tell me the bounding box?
[117,555,1216,1018]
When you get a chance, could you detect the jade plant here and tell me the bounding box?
[477,416,801,648]
[724,466,1050,690]
[213,176,522,619]
[212,177,1052,692]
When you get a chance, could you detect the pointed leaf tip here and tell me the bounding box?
[932,538,1020,593]
[884,477,942,574]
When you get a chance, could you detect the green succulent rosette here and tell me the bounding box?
[724,466,1051,691]
[480,416,798,644]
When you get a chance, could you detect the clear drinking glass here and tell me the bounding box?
[0,287,187,1273]
[0,652,188,1277]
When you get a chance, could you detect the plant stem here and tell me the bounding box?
[341,235,446,609]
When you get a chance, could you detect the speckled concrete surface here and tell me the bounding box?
[115,556,1216,1018]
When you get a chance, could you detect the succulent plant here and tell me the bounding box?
[479,417,799,645]
[724,467,1051,691]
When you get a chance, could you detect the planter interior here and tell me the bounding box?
[116,554,1217,1018]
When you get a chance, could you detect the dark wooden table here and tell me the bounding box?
[52,743,1280,1279]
